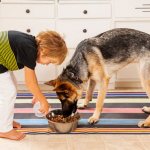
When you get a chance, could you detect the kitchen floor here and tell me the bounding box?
[0,86,149,150]
[1,132,150,150]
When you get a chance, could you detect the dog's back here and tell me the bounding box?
[95,28,150,62]
[74,28,150,64]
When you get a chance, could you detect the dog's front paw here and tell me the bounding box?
[88,116,99,124]
[138,120,150,128]
[77,104,87,109]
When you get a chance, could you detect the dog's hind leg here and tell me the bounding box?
[138,59,150,128]
[88,77,110,124]
[78,79,96,109]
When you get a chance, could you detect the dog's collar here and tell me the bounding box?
[67,72,83,88]
[61,70,83,88]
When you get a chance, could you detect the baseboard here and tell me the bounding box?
[115,81,142,88]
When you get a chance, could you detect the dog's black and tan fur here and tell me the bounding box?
[46,28,150,127]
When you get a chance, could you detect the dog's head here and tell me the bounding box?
[45,78,81,117]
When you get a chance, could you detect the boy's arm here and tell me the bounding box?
[24,66,50,114]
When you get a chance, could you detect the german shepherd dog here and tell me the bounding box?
[46,28,150,127]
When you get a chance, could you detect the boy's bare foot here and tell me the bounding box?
[13,121,21,129]
[0,129,26,140]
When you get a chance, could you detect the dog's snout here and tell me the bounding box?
[61,100,77,117]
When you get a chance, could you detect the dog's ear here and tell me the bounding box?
[44,79,56,87]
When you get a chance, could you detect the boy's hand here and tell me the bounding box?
[39,100,50,115]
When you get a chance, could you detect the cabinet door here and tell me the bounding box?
[0,19,57,83]
[115,0,150,18]
[56,19,111,48]
[56,49,75,76]
[115,22,150,82]
[0,3,54,18]
[0,19,55,35]
[115,21,150,34]
[58,3,111,19]
[116,63,139,82]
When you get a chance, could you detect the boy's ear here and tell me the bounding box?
[44,79,56,87]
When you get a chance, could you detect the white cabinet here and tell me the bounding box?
[114,0,150,87]
[0,0,56,83]
[57,20,111,48]
[56,1,112,50]
[0,19,55,35]
[56,0,114,89]
[114,0,150,18]
[0,3,55,18]
[1,0,149,88]
[115,21,150,34]
[116,63,139,81]
[58,3,111,19]
[115,21,150,86]
[56,49,75,75]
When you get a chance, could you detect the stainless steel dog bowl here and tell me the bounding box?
[46,109,80,133]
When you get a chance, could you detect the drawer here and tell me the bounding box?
[115,21,150,34]
[56,20,111,48]
[0,19,55,35]
[58,3,111,18]
[0,3,55,18]
[1,0,54,3]
[115,0,150,18]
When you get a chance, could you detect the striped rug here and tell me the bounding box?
[15,92,150,134]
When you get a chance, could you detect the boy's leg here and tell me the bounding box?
[10,72,21,129]
[0,72,25,140]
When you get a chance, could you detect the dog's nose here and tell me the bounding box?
[61,100,77,118]
[62,111,72,118]
[72,103,77,113]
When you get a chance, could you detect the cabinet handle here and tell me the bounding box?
[26,29,31,33]
[142,4,150,6]
[83,10,88,14]
[26,9,30,13]
[83,29,87,33]
[135,4,150,12]
[142,11,150,12]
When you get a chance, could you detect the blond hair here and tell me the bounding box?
[36,30,67,64]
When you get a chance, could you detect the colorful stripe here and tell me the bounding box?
[0,31,18,71]
[15,98,150,103]
[14,108,144,113]
[14,92,150,134]
[15,118,143,126]
[17,128,150,134]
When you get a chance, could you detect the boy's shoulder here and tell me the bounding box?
[8,30,35,41]
[8,30,37,48]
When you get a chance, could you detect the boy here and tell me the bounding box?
[0,30,67,140]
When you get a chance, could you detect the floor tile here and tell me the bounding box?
[104,141,146,150]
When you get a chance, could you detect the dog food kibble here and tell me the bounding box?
[47,113,80,123]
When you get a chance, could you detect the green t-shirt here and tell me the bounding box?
[0,30,37,73]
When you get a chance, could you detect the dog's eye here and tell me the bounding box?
[64,90,69,94]
[65,93,69,98]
